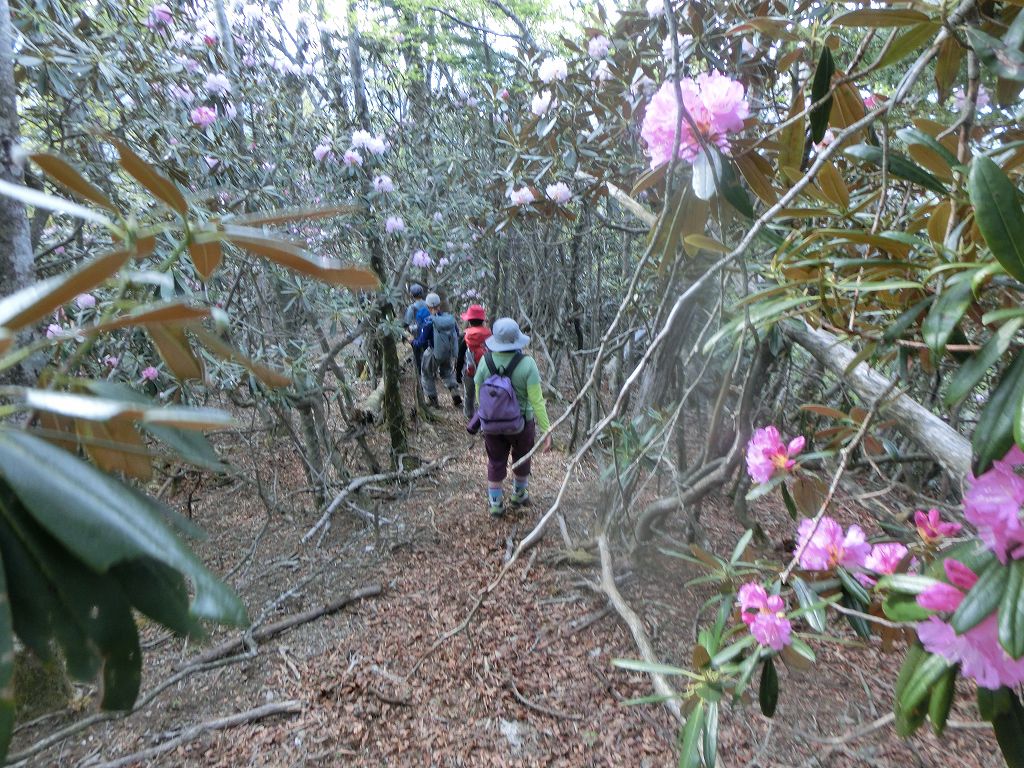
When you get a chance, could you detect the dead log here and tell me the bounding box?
[785,323,971,482]
[354,379,385,423]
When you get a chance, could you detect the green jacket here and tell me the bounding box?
[474,351,551,433]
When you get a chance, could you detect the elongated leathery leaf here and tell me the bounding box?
[845,144,947,195]
[998,560,1024,659]
[921,276,974,358]
[969,157,1024,282]
[810,46,835,143]
[974,350,1024,473]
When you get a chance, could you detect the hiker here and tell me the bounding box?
[456,304,491,420]
[404,284,429,375]
[471,318,551,517]
[412,292,462,408]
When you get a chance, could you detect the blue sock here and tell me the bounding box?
[488,487,503,505]
[513,477,528,494]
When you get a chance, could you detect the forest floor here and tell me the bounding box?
[10,370,1006,767]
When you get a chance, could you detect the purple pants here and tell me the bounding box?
[484,420,536,482]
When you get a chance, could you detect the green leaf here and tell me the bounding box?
[810,46,835,144]
[967,27,1024,81]
[0,544,14,759]
[974,350,1024,474]
[719,159,754,218]
[845,144,947,195]
[895,127,959,169]
[792,576,827,632]
[837,567,870,606]
[969,157,1024,282]
[946,318,1024,406]
[703,699,719,768]
[876,22,941,69]
[921,276,974,358]
[730,529,755,564]
[758,657,779,717]
[928,664,957,735]
[0,429,246,626]
[111,557,203,638]
[679,700,704,768]
[882,590,932,622]
[898,652,952,728]
[0,178,114,227]
[992,688,1024,768]
[710,635,756,668]
[779,483,798,520]
[611,658,696,677]
[882,295,935,343]
[999,560,1024,659]
[877,574,942,595]
[979,686,1013,722]
[952,558,1006,634]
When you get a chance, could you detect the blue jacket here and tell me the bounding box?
[411,306,433,349]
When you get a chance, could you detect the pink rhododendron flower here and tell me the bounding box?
[46,323,63,339]
[531,90,553,116]
[963,446,1024,562]
[646,0,665,17]
[313,143,332,163]
[745,425,804,484]
[343,149,362,167]
[915,508,962,544]
[411,249,433,268]
[498,88,510,101]
[373,175,395,193]
[737,582,792,651]
[916,561,1024,688]
[546,182,572,205]
[365,136,388,155]
[146,3,173,29]
[190,106,217,127]
[75,293,96,309]
[588,35,611,60]
[538,58,568,83]
[203,33,218,47]
[351,129,373,149]
[169,84,195,104]
[141,366,159,381]
[204,156,220,170]
[864,542,908,575]
[385,216,405,234]
[509,187,535,206]
[863,92,880,109]
[640,71,749,168]
[953,84,990,112]
[103,354,119,368]
[204,72,231,95]
[794,516,870,571]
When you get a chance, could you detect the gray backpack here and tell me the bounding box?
[431,314,458,362]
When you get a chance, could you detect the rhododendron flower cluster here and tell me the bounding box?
[75,293,96,309]
[640,71,750,168]
[373,175,395,193]
[508,187,535,206]
[646,0,665,17]
[546,182,571,205]
[538,58,568,83]
[190,106,217,127]
[916,560,1024,688]
[351,130,388,155]
[141,366,159,381]
[963,446,1024,562]
[915,508,961,544]
[146,3,173,29]
[343,149,362,167]
[745,426,804,484]
[103,354,119,368]
[531,91,553,116]
[169,84,194,104]
[385,216,405,234]
[588,35,611,60]
[737,583,792,650]
[953,84,990,112]
[411,250,433,268]
[795,516,870,571]
[313,143,332,163]
[857,542,909,585]
[204,72,231,95]
[46,323,63,339]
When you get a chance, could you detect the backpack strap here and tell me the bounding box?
[484,352,496,376]
[504,352,524,378]
[484,351,524,376]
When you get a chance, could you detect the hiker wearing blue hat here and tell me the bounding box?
[404,284,428,380]
[471,317,551,517]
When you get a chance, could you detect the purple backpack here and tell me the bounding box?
[478,352,525,435]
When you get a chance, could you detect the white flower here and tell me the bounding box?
[373,175,395,193]
[646,0,665,17]
[531,90,554,116]
[351,129,373,149]
[204,72,232,95]
[595,61,613,83]
[538,57,568,83]
[365,136,388,155]
[545,182,572,205]
[509,187,535,206]
[588,35,611,60]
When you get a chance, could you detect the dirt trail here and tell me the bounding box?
[11,387,1005,766]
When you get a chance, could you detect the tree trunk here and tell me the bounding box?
[0,0,34,297]
[347,1,408,461]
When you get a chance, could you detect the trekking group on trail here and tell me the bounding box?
[405,284,551,518]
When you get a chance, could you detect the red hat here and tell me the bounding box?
[461,304,486,321]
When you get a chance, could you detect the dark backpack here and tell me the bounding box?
[478,352,525,435]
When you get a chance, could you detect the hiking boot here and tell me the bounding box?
[427,395,440,408]
[509,489,531,508]
[452,393,463,407]
[488,500,505,518]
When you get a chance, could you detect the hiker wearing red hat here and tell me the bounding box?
[456,304,492,419]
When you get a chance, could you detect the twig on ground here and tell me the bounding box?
[88,701,303,768]
[505,678,583,721]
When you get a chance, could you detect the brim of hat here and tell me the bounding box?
[485,333,529,352]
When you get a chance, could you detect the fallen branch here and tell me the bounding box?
[178,584,382,670]
[302,456,454,544]
[90,701,303,768]
[505,677,583,721]
[784,322,971,482]
[598,534,683,724]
